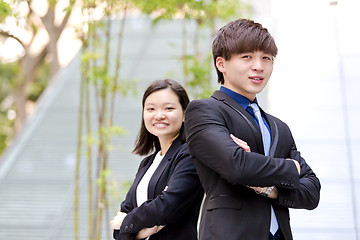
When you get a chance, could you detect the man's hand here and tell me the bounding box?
[230,134,251,152]
[230,134,278,199]
[291,159,301,174]
[110,212,127,230]
[248,186,278,199]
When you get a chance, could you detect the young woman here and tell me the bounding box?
[111,79,203,240]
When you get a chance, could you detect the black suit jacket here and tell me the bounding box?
[114,137,203,240]
[184,91,321,240]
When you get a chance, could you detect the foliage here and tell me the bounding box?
[0,60,50,155]
[103,171,132,210]
[185,53,214,98]
[28,63,51,102]
[0,0,78,157]
[73,2,251,239]
[133,0,251,99]
[0,62,17,154]
[0,0,12,23]
[2,0,252,239]
[74,1,138,239]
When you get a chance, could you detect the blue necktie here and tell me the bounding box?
[249,103,270,155]
[249,103,279,235]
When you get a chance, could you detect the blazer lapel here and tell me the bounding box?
[212,91,265,155]
[147,137,182,198]
[132,155,154,207]
[264,113,279,157]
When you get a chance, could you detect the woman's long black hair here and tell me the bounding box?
[133,79,190,156]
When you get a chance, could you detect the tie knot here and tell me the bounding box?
[249,103,260,113]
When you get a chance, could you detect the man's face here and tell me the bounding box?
[216,51,274,101]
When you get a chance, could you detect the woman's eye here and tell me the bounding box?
[165,107,174,111]
[241,55,251,59]
[147,108,154,111]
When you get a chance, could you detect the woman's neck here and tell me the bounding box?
[158,134,178,156]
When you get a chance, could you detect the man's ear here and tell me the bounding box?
[215,56,225,73]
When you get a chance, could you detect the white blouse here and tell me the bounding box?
[136,151,164,207]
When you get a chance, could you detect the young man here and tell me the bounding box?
[184,19,321,240]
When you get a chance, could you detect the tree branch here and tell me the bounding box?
[0,31,25,49]
[28,47,47,75]
[59,0,76,33]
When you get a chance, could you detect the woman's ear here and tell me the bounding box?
[215,56,226,73]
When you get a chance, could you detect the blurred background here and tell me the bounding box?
[0,0,359,239]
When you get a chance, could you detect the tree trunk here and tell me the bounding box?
[13,47,46,133]
[41,7,61,77]
[14,82,27,133]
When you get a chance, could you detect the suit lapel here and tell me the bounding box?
[265,113,279,157]
[212,90,265,155]
[147,137,182,198]
[132,154,155,207]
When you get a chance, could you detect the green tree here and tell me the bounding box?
[0,63,17,154]
[0,0,11,23]
[73,1,251,240]
[0,61,49,154]
[0,0,75,141]
[74,1,137,239]
[133,0,252,98]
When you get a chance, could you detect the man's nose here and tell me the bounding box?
[251,59,264,71]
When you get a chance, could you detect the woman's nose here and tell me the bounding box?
[154,110,165,119]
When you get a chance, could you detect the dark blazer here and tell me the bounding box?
[184,91,321,240]
[114,137,203,240]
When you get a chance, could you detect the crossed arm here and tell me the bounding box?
[185,100,319,210]
[110,186,168,239]
[111,212,164,239]
[230,134,300,200]
[110,146,202,239]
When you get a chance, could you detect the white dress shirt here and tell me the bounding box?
[136,151,164,207]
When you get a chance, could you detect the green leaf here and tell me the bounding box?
[0,0,12,23]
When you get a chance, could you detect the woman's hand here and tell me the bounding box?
[136,225,165,239]
[110,212,127,230]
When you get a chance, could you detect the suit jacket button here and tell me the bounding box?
[124,226,129,231]
[130,224,134,229]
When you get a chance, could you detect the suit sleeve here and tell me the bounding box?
[276,140,321,210]
[114,159,148,240]
[117,145,202,237]
[113,187,136,240]
[184,99,300,189]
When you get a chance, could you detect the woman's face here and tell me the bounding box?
[143,88,184,145]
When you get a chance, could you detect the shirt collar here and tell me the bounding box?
[220,86,257,109]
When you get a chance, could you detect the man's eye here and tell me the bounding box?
[263,56,273,61]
